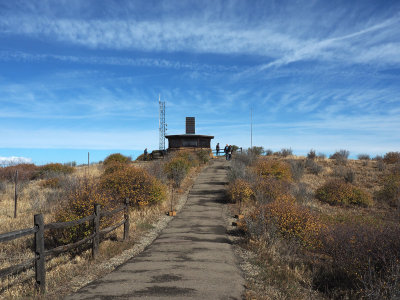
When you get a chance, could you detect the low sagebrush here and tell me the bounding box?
[315,180,372,207]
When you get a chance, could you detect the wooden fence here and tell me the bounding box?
[0,199,130,294]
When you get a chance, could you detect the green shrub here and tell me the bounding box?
[103,153,132,166]
[37,163,74,178]
[164,156,191,187]
[196,149,210,164]
[383,152,400,164]
[315,180,372,207]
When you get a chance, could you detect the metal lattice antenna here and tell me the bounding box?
[159,94,166,150]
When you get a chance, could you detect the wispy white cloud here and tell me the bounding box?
[0,156,32,166]
[0,50,237,72]
[0,16,301,56]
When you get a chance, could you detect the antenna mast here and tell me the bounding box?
[250,107,253,149]
[159,94,166,150]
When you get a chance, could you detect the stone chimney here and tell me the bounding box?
[186,117,195,134]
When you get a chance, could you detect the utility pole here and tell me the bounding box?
[250,108,253,149]
[87,152,90,177]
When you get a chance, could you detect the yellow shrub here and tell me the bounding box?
[228,179,254,203]
[100,165,166,207]
[265,199,325,248]
[103,153,131,166]
[253,159,292,181]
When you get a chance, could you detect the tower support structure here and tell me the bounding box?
[159,95,166,150]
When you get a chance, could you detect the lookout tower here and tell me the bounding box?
[166,117,214,151]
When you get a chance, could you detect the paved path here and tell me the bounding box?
[66,159,245,300]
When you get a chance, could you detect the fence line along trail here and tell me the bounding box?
[66,159,245,300]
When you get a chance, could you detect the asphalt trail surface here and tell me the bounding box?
[66,159,244,299]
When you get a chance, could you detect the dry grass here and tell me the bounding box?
[0,159,203,299]
[228,153,400,299]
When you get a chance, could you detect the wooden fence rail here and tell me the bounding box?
[0,198,130,294]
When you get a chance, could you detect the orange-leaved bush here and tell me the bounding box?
[0,163,39,181]
[315,180,372,207]
[103,153,132,166]
[100,165,166,207]
[228,178,254,203]
[265,198,325,248]
[252,158,292,181]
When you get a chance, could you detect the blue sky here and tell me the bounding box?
[1,0,399,164]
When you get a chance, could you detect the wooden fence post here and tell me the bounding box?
[34,214,45,294]
[14,170,18,218]
[92,204,100,259]
[124,199,130,241]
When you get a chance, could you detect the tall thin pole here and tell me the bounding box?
[250,108,253,149]
[87,152,90,177]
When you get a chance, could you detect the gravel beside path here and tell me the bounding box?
[65,159,245,300]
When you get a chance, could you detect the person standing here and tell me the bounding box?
[224,144,229,160]
[144,148,148,161]
[216,143,220,156]
[228,145,232,161]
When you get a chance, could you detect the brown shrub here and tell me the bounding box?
[0,163,39,181]
[315,180,373,207]
[228,178,254,203]
[53,178,115,244]
[317,223,400,298]
[383,152,400,164]
[253,177,291,203]
[39,177,61,189]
